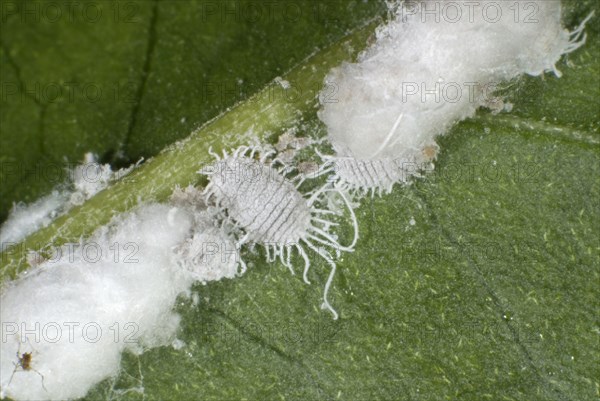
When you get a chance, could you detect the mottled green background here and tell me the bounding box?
[1,1,598,400]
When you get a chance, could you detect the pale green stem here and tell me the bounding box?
[0,20,378,283]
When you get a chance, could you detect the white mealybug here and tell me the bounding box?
[201,145,359,319]
[315,142,439,197]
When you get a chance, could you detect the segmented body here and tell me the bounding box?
[316,144,438,197]
[324,156,409,196]
[202,146,358,319]
[208,156,312,245]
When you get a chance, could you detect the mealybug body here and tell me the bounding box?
[202,145,359,319]
[315,143,438,197]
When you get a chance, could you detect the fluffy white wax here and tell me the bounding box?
[1,2,592,399]
[0,191,70,245]
[319,0,589,160]
[0,204,195,400]
[170,185,245,283]
[1,153,133,244]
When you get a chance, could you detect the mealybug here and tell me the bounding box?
[201,145,359,319]
[315,143,439,197]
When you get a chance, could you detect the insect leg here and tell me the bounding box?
[315,187,359,249]
[31,368,47,392]
[6,361,19,392]
[304,241,338,320]
[296,243,311,285]
[237,256,247,275]
[311,217,339,227]
[208,146,219,159]
[259,149,277,163]
[313,208,342,216]
[285,244,292,270]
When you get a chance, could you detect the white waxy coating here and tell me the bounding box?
[174,226,244,282]
[206,155,313,245]
[319,144,438,196]
[203,146,360,320]
[0,204,195,401]
[319,0,590,161]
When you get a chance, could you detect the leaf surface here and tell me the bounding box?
[1,1,598,400]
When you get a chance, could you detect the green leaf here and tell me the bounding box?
[1,1,598,400]
[0,3,382,281]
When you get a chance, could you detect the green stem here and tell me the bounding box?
[0,20,378,283]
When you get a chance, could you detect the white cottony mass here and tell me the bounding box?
[0,1,593,400]
[0,204,196,400]
[318,0,591,191]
